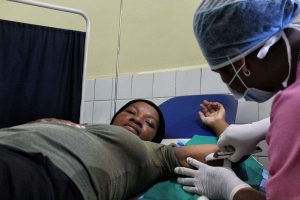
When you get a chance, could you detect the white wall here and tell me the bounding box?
[82,67,272,167]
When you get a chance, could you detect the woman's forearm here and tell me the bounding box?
[174,144,220,167]
[210,119,229,137]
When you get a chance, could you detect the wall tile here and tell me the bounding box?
[153,71,176,97]
[116,75,132,99]
[94,77,113,100]
[111,77,116,100]
[176,68,201,96]
[152,97,171,106]
[132,73,153,99]
[82,101,93,124]
[258,96,276,120]
[236,100,259,124]
[113,99,132,116]
[91,68,277,130]
[84,79,95,101]
[200,68,230,94]
[109,99,132,122]
[93,101,112,124]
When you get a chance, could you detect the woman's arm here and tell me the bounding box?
[199,100,229,137]
[174,100,230,167]
[174,144,221,167]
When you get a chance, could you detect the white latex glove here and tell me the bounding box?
[174,157,250,200]
[217,117,270,162]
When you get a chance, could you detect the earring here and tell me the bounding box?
[242,66,251,77]
[240,58,251,77]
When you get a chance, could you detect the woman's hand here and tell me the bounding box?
[199,100,228,136]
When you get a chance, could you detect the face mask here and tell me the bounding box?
[226,59,278,103]
[227,86,277,103]
[227,29,295,103]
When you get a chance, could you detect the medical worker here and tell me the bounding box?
[175,0,300,199]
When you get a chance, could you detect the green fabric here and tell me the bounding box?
[142,179,199,200]
[142,135,264,200]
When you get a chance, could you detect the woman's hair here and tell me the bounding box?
[110,99,165,143]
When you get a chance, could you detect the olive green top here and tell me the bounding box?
[0,123,179,200]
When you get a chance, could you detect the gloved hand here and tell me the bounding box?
[217,117,270,162]
[174,157,250,200]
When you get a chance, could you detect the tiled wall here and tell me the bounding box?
[82,67,272,167]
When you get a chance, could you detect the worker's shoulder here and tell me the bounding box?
[272,82,300,117]
[275,83,300,103]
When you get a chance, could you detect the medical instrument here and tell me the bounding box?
[217,118,269,162]
[206,146,262,161]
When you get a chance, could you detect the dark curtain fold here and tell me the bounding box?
[0,19,85,128]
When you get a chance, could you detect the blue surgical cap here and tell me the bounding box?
[194,0,300,70]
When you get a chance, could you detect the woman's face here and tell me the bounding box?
[112,102,160,141]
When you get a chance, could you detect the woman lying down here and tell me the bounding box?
[0,99,226,200]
